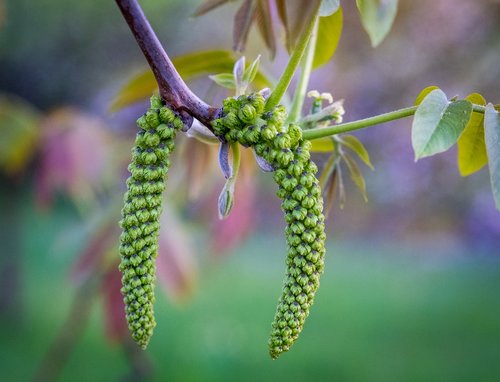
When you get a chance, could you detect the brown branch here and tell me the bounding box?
[115,0,220,129]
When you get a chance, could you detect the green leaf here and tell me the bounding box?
[209,73,236,89]
[310,137,335,152]
[243,55,261,86]
[412,89,472,160]
[110,50,236,112]
[339,134,374,169]
[484,104,500,210]
[415,85,440,106]
[342,152,368,202]
[110,50,273,112]
[0,96,40,175]
[319,0,340,16]
[356,0,398,47]
[457,93,487,176]
[313,6,343,69]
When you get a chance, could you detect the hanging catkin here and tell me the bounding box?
[212,93,326,359]
[118,95,183,349]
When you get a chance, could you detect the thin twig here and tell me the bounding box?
[115,0,220,129]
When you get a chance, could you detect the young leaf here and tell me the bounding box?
[110,50,237,111]
[457,93,487,176]
[233,56,246,95]
[412,89,472,160]
[338,134,374,169]
[484,104,500,210]
[209,73,236,89]
[356,0,398,47]
[255,0,276,58]
[323,166,339,217]
[342,152,368,202]
[319,0,340,16]
[415,85,440,106]
[276,0,321,52]
[243,55,261,86]
[193,0,232,17]
[313,6,343,69]
[233,0,257,52]
[218,142,232,179]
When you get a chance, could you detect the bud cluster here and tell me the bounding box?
[119,95,183,349]
[212,93,326,359]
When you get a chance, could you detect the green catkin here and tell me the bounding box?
[212,93,326,359]
[119,95,183,349]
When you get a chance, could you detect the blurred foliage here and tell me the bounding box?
[1,0,500,380]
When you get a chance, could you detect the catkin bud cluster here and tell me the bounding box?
[213,93,326,359]
[119,95,183,349]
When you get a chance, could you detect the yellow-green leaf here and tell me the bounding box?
[339,134,374,169]
[415,85,440,106]
[342,152,368,202]
[110,50,272,112]
[110,50,236,112]
[313,6,343,69]
[0,96,40,175]
[457,93,487,176]
[310,137,335,152]
[356,0,398,47]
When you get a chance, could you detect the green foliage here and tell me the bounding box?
[119,95,184,348]
[212,93,326,359]
[0,96,40,175]
[414,85,440,106]
[356,0,399,47]
[484,104,500,210]
[110,50,271,112]
[412,89,472,160]
[312,6,343,69]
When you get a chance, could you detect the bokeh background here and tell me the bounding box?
[1,0,500,381]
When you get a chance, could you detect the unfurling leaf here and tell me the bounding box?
[457,93,488,176]
[253,150,275,172]
[243,55,261,87]
[356,0,398,47]
[313,6,343,69]
[233,56,246,96]
[209,73,236,89]
[484,104,500,210]
[255,0,276,58]
[218,180,235,219]
[338,134,374,170]
[233,0,257,52]
[192,0,232,17]
[342,151,368,202]
[218,142,232,179]
[276,0,321,52]
[412,89,472,160]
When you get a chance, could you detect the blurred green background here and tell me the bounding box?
[1,0,500,381]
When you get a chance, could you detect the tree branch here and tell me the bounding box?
[115,0,220,129]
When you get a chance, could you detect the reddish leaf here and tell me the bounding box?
[156,206,198,302]
[35,108,115,209]
[211,150,256,254]
[193,0,232,17]
[255,0,276,58]
[101,265,129,343]
[233,0,258,52]
[277,0,321,52]
[70,218,119,285]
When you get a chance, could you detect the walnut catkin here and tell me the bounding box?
[212,93,326,359]
[119,95,183,349]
